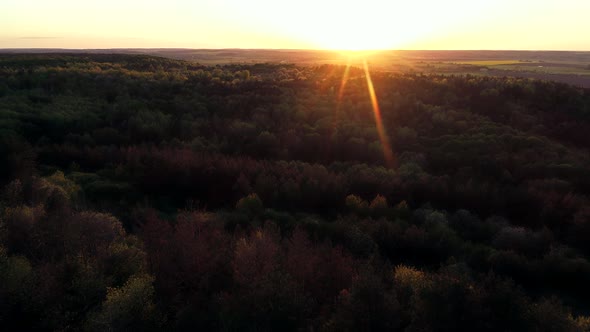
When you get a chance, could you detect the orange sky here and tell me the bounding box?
[1,0,589,50]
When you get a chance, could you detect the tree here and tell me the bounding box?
[346,194,369,215]
[370,194,389,217]
[328,268,401,332]
[88,274,163,331]
[233,227,280,286]
[0,247,34,328]
[285,228,354,302]
[236,193,264,216]
[223,225,310,331]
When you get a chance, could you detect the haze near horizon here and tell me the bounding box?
[1,0,589,51]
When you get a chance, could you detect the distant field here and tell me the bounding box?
[444,59,590,77]
[494,64,590,76]
[451,60,535,66]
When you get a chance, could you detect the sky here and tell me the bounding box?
[1,0,589,50]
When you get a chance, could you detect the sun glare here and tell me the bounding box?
[260,1,425,51]
[311,21,404,51]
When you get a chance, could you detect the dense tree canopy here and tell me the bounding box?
[1,54,590,331]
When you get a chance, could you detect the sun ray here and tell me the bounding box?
[337,62,351,102]
[362,59,395,167]
[331,60,351,142]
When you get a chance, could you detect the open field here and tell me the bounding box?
[448,60,536,66]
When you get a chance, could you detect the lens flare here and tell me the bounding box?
[362,60,395,167]
[338,63,351,102]
[332,61,351,139]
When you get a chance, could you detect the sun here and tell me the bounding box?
[244,0,440,51]
[313,24,401,51]
[273,1,493,51]
[275,1,427,51]
[302,18,403,51]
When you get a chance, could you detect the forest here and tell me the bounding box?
[1,53,590,331]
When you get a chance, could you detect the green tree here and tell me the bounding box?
[236,193,264,216]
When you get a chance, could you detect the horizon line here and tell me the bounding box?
[1,47,590,52]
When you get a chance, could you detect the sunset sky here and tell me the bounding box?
[1,0,589,50]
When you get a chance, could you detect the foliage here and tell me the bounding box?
[0,54,589,330]
[88,274,162,332]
